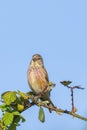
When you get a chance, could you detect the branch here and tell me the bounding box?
[22,94,87,121]
[60,81,85,113]
[36,101,87,121]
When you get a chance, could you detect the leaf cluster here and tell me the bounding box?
[0,81,87,130]
[0,91,27,130]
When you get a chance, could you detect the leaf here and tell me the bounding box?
[13,111,20,116]
[3,112,14,126]
[8,124,16,130]
[20,115,26,122]
[38,107,45,123]
[49,82,56,87]
[13,112,25,126]
[0,104,10,111]
[60,81,72,86]
[17,91,28,99]
[17,104,24,111]
[2,91,16,105]
[0,120,3,130]
[13,116,20,126]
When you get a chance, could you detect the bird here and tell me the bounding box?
[27,54,55,110]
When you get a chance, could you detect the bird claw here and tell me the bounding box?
[33,92,43,102]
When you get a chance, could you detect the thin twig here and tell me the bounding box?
[71,88,74,112]
[60,82,85,113]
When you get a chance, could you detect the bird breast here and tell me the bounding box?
[28,67,48,94]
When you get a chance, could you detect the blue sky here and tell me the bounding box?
[0,0,87,130]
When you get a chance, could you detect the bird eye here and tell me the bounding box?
[37,58,41,60]
[32,58,36,62]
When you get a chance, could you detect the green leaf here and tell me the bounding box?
[8,124,16,130]
[49,82,56,87]
[3,112,14,126]
[60,81,72,86]
[0,104,10,111]
[38,107,45,123]
[20,115,26,122]
[13,112,25,124]
[17,104,24,112]
[17,91,28,99]
[13,116,20,126]
[13,111,20,116]
[2,91,16,105]
[0,119,6,130]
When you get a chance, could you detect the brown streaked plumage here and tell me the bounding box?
[27,54,55,109]
[27,54,50,95]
